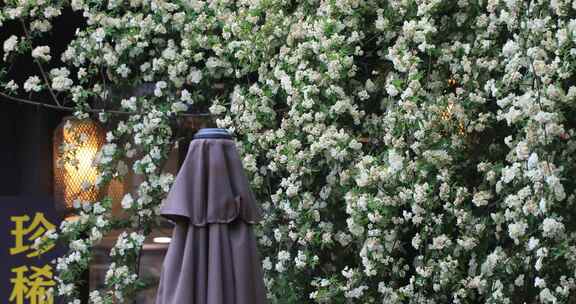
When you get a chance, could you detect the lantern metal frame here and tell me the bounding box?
[52,115,124,218]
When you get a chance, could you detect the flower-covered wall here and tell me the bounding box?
[2,0,576,303]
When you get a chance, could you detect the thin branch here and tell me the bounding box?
[0,92,214,117]
[100,65,109,105]
[1,92,69,110]
[19,18,63,107]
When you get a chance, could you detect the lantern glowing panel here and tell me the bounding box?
[53,116,123,215]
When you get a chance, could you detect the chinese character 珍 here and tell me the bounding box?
[10,212,56,257]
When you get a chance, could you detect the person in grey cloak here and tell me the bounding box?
[155,128,268,304]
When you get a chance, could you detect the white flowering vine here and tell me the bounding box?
[2,0,576,303]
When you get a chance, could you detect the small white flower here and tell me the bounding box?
[121,194,134,209]
[50,67,73,91]
[535,277,546,288]
[181,89,194,104]
[121,97,138,111]
[95,216,108,228]
[514,274,524,287]
[539,288,557,303]
[278,250,290,261]
[187,68,203,83]
[154,80,167,97]
[538,198,547,214]
[171,102,188,113]
[472,191,492,207]
[430,234,451,250]
[72,199,82,209]
[411,233,421,249]
[31,46,51,61]
[386,84,399,96]
[527,152,539,170]
[542,217,564,238]
[3,35,18,59]
[515,141,529,160]
[92,27,106,43]
[388,149,404,173]
[43,7,61,18]
[527,237,540,251]
[262,257,272,270]
[102,143,117,156]
[24,76,42,92]
[116,64,131,78]
[5,80,19,92]
[508,221,528,244]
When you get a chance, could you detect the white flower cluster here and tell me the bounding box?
[31,45,51,61]
[110,231,145,257]
[50,199,112,300]
[49,67,73,91]
[104,262,138,303]
[3,35,18,61]
[3,0,576,302]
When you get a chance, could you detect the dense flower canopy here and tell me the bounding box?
[2,0,576,303]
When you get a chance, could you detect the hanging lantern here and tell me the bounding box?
[53,116,124,217]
